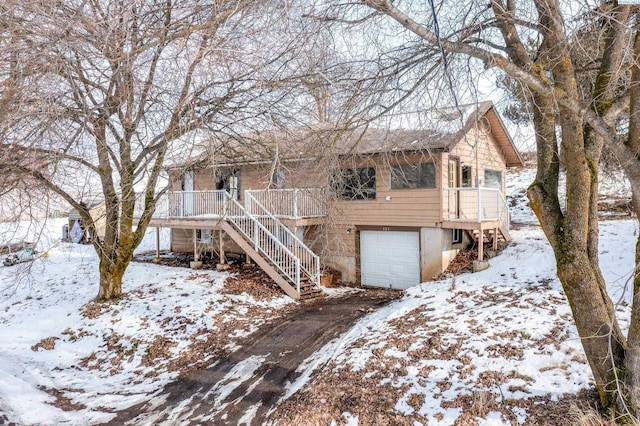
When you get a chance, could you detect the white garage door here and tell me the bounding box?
[360,230,420,289]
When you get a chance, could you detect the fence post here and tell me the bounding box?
[293,189,298,219]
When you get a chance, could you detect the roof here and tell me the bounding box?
[184,101,523,169]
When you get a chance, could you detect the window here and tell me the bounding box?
[216,169,240,200]
[182,170,194,191]
[452,229,463,245]
[484,169,502,189]
[391,163,436,189]
[197,229,212,243]
[333,167,376,200]
[461,166,473,187]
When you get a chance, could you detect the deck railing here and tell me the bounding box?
[245,188,325,219]
[134,189,320,294]
[135,189,325,220]
[134,190,229,219]
[444,187,510,229]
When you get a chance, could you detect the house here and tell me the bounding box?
[136,102,523,299]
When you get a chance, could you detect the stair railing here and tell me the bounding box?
[223,192,318,294]
[243,191,320,288]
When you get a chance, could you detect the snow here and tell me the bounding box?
[0,165,638,425]
[0,220,293,425]
[274,166,638,425]
[277,218,636,423]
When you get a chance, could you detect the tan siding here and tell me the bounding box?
[171,228,194,253]
[334,153,443,227]
[168,171,182,191]
[450,125,507,191]
[193,169,214,190]
[187,161,326,194]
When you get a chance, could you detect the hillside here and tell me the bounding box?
[0,167,637,425]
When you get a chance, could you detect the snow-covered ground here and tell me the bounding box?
[269,167,638,425]
[270,220,637,425]
[0,220,294,425]
[506,167,633,224]
[0,166,638,425]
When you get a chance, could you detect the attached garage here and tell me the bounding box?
[360,230,420,289]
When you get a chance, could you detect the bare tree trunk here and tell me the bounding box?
[530,113,626,411]
[97,255,130,300]
[622,24,640,410]
[627,232,640,412]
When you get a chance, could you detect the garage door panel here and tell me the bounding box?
[360,230,420,289]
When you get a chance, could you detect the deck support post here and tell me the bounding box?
[193,229,198,261]
[477,228,484,261]
[493,228,498,251]
[155,227,160,258]
[219,229,225,264]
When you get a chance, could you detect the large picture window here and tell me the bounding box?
[391,163,436,189]
[333,167,376,200]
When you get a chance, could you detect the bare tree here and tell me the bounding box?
[312,0,640,417]
[0,1,312,301]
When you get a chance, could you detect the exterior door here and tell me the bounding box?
[183,170,194,216]
[360,230,420,289]
[448,160,459,218]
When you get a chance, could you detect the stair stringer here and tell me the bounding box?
[221,221,301,300]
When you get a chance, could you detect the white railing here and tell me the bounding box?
[224,192,320,293]
[243,191,320,289]
[134,193,169,219]
[444,187,510,229]
[134,190,229,219]
[245,188,325,219]
[135,189,326,220]
[133,189,321,296]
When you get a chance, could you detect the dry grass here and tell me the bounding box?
[567,403,616,426]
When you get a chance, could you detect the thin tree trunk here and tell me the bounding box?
[627,236,640,413]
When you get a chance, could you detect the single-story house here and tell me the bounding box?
[137,101,523,299]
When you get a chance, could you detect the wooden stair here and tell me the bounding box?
[221,222,322,300]
[469,223,512,248]
[299,276,323,299]
[498,222,512,243]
